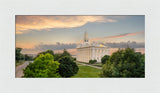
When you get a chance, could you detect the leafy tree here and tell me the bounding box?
[54,49,72,61]
[58,56,79,77]
[16,48,25,62]
[45,50,54,56]
[34,50,54,60]
[54,53,63,61]
[16,48,22,61]
[101,55,110,64]
[101,48,145,77]
[23,53,60,78]
[61,49,71,57]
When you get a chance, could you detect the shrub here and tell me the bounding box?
[58,56,79,77]
[93,60,97,63]
[73,57,76,61]
[101,55,110,64]
[101,48,145,77]
[23,53,60,78]
[89,60,97,64]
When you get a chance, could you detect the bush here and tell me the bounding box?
[93,60,97,63]
[73,57,76,61]
[58,56,79,77]
[101,48,145,77]
[89,60,97,64]
[23,53,60,78]
[101,55,110,64]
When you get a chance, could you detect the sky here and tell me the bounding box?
[15,15,145,54]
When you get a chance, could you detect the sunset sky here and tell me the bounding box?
[16,15,145,54]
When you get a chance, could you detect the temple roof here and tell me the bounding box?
[77,32,109,48]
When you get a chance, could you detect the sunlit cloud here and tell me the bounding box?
[21,43,77,55]
[89,31,144,41]
[16,15,117,34]
[16,42,35,49]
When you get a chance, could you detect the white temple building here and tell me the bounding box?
[76,32,110,63]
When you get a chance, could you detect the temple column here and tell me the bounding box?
[97,49,100,62]
[95,48,97,60]
[91,47,94,60]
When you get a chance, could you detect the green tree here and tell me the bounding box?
[61,49,71,57]
[54,53,62,61]
[16,48,25,62]
[16,48,22,61]
[101,55,110,64]
[101,48,145,77]
[34,50,54,60]
[23,53,60,78]
[54,49,72,61]
[58,56,79,77]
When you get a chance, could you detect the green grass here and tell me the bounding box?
[72,64,102,78]
[76,61,103,67]
[92,63,103,67]
[76,61,90,64]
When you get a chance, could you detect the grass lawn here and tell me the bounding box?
[76,61,103,67]
[92,63,103,67]
[72,64,102,78]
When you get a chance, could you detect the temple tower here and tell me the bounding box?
[83,32,89,44]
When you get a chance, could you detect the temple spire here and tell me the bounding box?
[84,31,89,43]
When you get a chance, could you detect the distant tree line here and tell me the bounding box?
[16,48,33,62]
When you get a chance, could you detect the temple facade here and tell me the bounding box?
[76,32,110,63]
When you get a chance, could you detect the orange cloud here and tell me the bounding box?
[16,42,35,49]
[16,16,117,34]
[89,31,144,41]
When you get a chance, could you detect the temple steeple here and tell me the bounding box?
[84,31,89,43]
